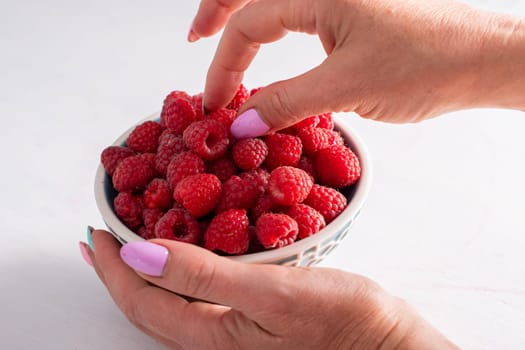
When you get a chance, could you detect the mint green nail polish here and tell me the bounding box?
[87,226,94,251]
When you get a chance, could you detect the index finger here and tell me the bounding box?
[191,0,250,38]
[203,0,319,110]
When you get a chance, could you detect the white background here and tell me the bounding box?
[1,0,524,349]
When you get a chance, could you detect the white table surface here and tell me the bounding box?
[1,1,524,349]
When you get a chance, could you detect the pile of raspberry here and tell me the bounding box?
[101,84,361,255]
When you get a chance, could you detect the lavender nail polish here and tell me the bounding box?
[120,241,169,277]
[230,109,270,139]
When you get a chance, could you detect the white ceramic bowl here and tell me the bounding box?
[94,112,372,266]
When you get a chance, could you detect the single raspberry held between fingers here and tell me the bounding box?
[126,120,163,153]
[174,173,222,217]
[264,133,303,170]
[314,145,361,188]
[226,83,249,111]
[155,208,201,244]
[287,204,326,239]
[112,154,156,192]
[161,97,196,135]
[191,93,205,120]
[144,178,173,210]
[166,151,205,189]
[183,119,230,160]
[304,184,347,223]
[268,166,313,206]
[114,192,144,229]
[101,146,136,176]
[256,213,299,249]
[232,138,269,170]
[204,209,250,254]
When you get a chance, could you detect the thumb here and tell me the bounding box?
[119,239,290,313]
[230,57,346,138]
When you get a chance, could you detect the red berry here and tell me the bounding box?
[161,97,196,135]
[239,168,270,194]
[155,132,186,177]
[207,108,236,128]
[256,213,298,249]
[126,120,163,153]
[287,204,326,239]
[140,208,164,239]
[232,138,268,170]
[155,208,201,244]
[114,192,143,229]
[216,175,260,213]
[144,178,173,210]
[191,93,204,120]
[112,155,156,192]
[101,146,136,176]
[268,166,313,206]
[207,156,238,182]
[304,184,347,223]
[226,83,249,110]
[264,133,302,170]
[183,120,230,161]
[298,127,344,155]
[314,145,361,188]
[292,115,319,131]
[204,209,250,254]
[297,156,317,181]
[166,151,205,189]
[250,87,262,96]
[317,112,334,130]
[174,174,222,217]
[250,194,285,222]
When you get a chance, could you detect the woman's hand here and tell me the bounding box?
[193,0,524,137]
[80,230,457,349]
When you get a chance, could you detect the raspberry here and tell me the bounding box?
[250,87,262,96]
[155,208,201,244]
[140,208,164,239]
[239,168,270,194]
[207,108,236,128]
[114,192,143,229]
[207,156,237,182]
[232,138,268,170]
[286,204,326,239]
[268,166,313,206]
[226,83,249,110]
[137,152,157,168]
[112,155,156,192]
[256,213,298,249]
[317,112,334,130]
[297,156,317,181]
[304,184,347,223]
[250,194,285,222]
[264,133,302,170]
[144,178,173,210]
[155,132,186,177]
[174,174,222,217]
[298,127,344,155]
[166,151,205,189]
[101,146,136,176]
[191,93,204,120]
[204,209,250,254]
[126,120,163,153]
[216,175,260,213]
[183,120,230,161]
[161,97,196,135]
[314,145,361,188]
[293,115,319,131]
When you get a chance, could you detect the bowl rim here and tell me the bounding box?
[94,112,373,264]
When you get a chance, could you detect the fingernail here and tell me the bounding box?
[79,242,93,267]
[187,28,199,42]
[230,109,270,139]
[87,226,94,251]
[120,241,168,277]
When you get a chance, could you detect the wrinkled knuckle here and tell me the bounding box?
[266,88,297,122]
[182,260,217,298]
[120,295,142,329]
